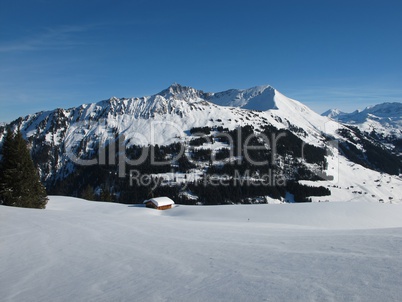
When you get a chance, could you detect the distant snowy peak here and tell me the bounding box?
[323,102,402,138]
[321,108,346,119]
[363,102,402,118]
[324,102,402,121]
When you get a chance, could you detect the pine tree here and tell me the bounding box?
[0,128,48,208]
[81,184,95,201]
[100,187,113,202]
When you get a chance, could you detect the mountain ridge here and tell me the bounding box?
[9,83,336,147]
[322,102,402,139]
[1,84,402,204]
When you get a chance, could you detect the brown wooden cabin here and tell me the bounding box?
[143,197,175,210]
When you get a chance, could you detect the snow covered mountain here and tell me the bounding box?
[323,102,402,139]
[323,102,402,157]
[1,84,402,204]
[322,108,346,119]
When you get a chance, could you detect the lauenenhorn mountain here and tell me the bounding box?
[1,84,401,204]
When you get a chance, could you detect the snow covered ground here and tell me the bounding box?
[2,196,402,301]
[300,150,402,204]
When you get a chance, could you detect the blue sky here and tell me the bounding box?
[1,0,401,122]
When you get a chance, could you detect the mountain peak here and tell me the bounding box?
[156,83,207,101]
[161,83,194,94]
[323,102,402,120]
[210,84,277,110]
[322,101,402,139]
[363,102,402,116]
[167,82,185,93]
[322,108,344,118]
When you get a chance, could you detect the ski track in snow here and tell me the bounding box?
[1,196,402,302]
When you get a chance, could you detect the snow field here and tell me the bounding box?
[1,196,402,301]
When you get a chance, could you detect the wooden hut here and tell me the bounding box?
[143,197,175,210]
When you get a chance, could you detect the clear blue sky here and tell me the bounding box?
[1,0,401,122]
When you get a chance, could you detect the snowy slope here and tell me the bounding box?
[322,102,402,138]
[1,196,402,302]
[300,154,402,203]
[209,84,340,144]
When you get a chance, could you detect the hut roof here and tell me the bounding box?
[144,197,175,207]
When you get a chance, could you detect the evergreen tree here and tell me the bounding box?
[100,187,113,202]
[0,128,48,208]
[81,184,95,201]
